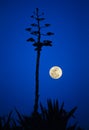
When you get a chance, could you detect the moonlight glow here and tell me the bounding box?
[49,66,62,79]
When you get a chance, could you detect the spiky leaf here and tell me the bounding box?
[67,106,77,119]
[15,108,24,126]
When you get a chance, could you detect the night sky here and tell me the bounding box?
[0,0,89,129]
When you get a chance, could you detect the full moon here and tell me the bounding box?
[49,66,62,79]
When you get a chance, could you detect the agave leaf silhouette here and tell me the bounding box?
[5,111,12,123]
[15,108,25,128]
[1,111,13,130]
[66,106,77,120]
[11,118,17,128]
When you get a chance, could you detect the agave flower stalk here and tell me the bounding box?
[26,8,54,114]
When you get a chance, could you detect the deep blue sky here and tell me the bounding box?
[0,0,89,129]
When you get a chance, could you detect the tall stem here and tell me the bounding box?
[34,8,41,114]
[34,49,40,113]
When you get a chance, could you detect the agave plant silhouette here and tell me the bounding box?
[26,8,54,114]
[40,99,78,130]
[0,111,13,130]
[15,99,83,130]
[15,107,43,130]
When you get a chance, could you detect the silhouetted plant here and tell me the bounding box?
[26,8,54,114]
[15,99,82,130]
[0,111,13,130]
[40,99,78,130]
[15,108,43,130]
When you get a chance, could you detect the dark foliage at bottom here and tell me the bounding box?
[0,99,83,130]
